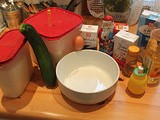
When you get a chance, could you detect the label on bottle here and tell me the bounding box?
[144,56,160,79]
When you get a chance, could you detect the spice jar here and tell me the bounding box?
[122,45,140,77]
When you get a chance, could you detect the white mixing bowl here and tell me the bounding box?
[56,50,120,104]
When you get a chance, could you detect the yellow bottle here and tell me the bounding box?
[143,29,160,84]
[127,66,148,95]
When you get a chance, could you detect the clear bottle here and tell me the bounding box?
[127,66,148,95]
[143,29,160,84]
[122,45,140,77]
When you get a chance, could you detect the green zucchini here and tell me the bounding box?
[20,23,56,87]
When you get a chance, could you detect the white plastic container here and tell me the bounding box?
[0,30,33,98]
[24,7,83,66]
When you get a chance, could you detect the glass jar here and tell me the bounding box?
[122,45,140,77]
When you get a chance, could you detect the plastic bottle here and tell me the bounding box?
[143,29,160,84]
[122,45,140,77]
[127,66,148,95]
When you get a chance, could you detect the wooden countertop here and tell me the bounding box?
[0,16,160,120]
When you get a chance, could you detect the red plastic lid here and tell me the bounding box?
[0,29,25,64]
[24,7,83,40]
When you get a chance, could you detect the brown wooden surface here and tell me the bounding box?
[0,16,160,120]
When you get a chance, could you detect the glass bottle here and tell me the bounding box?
[1,1,21,29]
[143,29,160,84]
[127,66,148,95]
[122,45,140,77]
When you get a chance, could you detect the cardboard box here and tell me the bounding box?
[148,14,160,28]
[80,24,99,49]
[114,22,129,32]
[113,30,139,67]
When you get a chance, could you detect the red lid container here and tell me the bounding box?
[23,7,83,40]
[0,30,25,64]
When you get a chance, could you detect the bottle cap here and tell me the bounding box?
[128,45,140,56]
[137,66,144,74]
[133,66,147,77]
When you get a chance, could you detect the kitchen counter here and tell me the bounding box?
[0,15,160,120]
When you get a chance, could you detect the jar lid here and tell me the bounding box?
[0,29,25,64]
[23,7,83,40]
[128,45,140,56]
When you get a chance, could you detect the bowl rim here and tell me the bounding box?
[56,49,120,94]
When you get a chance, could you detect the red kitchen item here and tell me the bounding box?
[0,29,25,64]
[23,7,83,65]
[0,29,33,98]
[24,7,83,40]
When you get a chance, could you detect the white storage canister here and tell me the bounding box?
[24,7,83,66]
[0,30,33,98]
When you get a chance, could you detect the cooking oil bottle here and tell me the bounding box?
[127,66,148,95]
[143,29,160,84]
[122,45,140,77]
